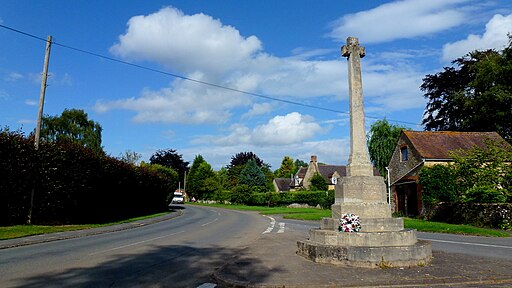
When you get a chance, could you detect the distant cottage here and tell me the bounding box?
[388,131,509,216]
[273,155,378,192]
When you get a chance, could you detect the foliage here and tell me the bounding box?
[149,149,189,181]
[40,108,103,154]
[451,140,512,203]
[141,163,179,203]
[118,150,142,165]
[230,184,252,204]
[225,151,271,189]
[0,129,172,226]
[186,155,220,199]
[367,119,405,177]
[274,156,296,178]
[248,190,332,208]
[419,165,457,206]
[421,35,512,143]
[309,173,328,191]
[239,159,267,189]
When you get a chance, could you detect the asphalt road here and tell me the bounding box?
[0,205,269,288]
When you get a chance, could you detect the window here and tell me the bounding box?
[332,177,337,185]
[400,146,408,161]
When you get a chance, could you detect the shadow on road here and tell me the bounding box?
[16,244,270,287]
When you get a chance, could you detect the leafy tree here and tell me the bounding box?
[118,150,141,165]
[226,151,270,188]
[239,159,266,189]
[293,159,307,174]
[421,35,512,143]
[275,156,295,178]
[149,149,189,181]
[40,108,103,154]
[141,163,179,202]
[187,155,220,199]
[367,119,405,177]
[309,173,328,191]
[451,140,512,203]
[419,165,457,206]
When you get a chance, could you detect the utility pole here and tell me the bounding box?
[28,35,52,224]
[34,35,52,150]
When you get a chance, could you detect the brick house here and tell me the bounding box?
[388,131,508,216]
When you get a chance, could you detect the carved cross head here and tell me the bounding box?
[341,36,365,58]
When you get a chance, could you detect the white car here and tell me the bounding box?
[171,196,184,204]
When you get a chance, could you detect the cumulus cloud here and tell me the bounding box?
[328,0,469,43]
[195,112,324,146]
[110,6,262,76]
[95,73,251,124]
[442,13,512,61]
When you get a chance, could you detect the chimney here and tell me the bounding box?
[310,155,317,163]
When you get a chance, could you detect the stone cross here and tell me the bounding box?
[342,37,373,177]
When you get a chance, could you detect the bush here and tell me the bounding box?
[419,165,457,206]
[0,129,173,225]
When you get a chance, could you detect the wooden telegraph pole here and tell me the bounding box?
[34,35,52,150]
[28,35,52,224]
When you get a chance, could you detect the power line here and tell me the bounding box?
[0,23,423,127]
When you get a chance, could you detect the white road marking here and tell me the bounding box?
[201,218,218,227]
[420,238,512,249]
[277,222,285,233]
[88,231,185,255]
[263,216,276,234]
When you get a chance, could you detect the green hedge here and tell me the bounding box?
[0,129,175,225]
[248,190,334,208]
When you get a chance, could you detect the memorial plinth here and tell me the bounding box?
[297,37,431,268]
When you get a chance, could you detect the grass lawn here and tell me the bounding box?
[191,202,510,237]
[0,212,169,240]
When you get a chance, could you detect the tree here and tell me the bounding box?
[40,108,103,154]
[225,151,270,188]
[421,35,512,143]
[451,140,512,203]
[186,155,220,199]
[275,156,295,178]
[149,149,189,181]
[293,158,307,174]
[118,150,141,165]
[367,119,405,177]
[239,159,266,189]
[309,173,328,191]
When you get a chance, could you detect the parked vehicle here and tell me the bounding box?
[171,191,184,204]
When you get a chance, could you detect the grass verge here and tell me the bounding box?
[0,212,169,240]
[192,203,509,237]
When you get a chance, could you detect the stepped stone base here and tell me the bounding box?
[297,239,432,268]
[309,228,418,247]
[321,217,404,232]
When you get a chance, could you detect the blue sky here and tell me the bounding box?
[1,0,511,170]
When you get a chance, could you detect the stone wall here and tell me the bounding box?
[424,202,512,229]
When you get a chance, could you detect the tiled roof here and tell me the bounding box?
[296,166,307,178]
[318,165,346,179]
[403,131,508,159]
[274,178,292,192]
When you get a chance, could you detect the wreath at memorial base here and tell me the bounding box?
[338,213,361,232]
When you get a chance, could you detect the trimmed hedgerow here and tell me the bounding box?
[0,129,176,225]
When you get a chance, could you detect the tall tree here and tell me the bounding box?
[421,35,512,143]
[40,108,103,154]
[239,159,266,188]
[367,119,405,177]
[187,155,219,199]
[226,151,270,188]
[149,149,189,181]
[275,156,295,178]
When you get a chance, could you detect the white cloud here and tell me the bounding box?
[5,72,23,82]
[241,102,273,119]
[95,74,251,124]
[110,6,262,76]
[328,0,469,43]
[442,13,512,61]
[103,6,428,126]
[0,90,8,100]
[195,112,324,146]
